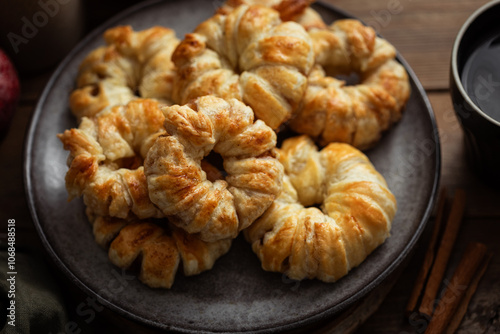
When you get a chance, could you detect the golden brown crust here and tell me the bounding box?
[289,20,410,149]
[88,213,231,289]
[145,96,283,242]
[218,0,326,30]
[244,135,396,282]
[59,0,408,289]
[215,2,409,148]
[58,99,166,219]
[70,26,179,120]
[273,0,314,22]
[310,19,392,75]
[172,5,314,129]
[289,60,409,149]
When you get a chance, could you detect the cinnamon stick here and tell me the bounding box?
[419,189,466,317]
[445,252,493,334]
[406,188,447,317]
[424,242,487,334]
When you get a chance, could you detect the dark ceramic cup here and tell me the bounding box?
[451,0,500,187]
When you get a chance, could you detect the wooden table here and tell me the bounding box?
[1,0,499,333]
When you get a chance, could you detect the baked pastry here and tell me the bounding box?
[87,210,231,289]
[58,99,166,219]
[292,16,410,148]
[218,0,326,30]
[244,135,396,282]
[290,57,409,149]
[171,4,314,129]
[145,96,283,242]
[70,26,179,120]
[220,1,410,149]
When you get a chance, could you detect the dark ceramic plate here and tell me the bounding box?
[24,1,440,333]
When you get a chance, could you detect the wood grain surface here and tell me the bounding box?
[0,0,499,333]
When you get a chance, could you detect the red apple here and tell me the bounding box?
[0,49,20,139]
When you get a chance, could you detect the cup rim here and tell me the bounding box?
[451,0,500,127]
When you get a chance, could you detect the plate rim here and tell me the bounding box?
[23,0,442,332]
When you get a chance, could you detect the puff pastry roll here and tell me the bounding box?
[245,135,396,282]
[145,96,283,242]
